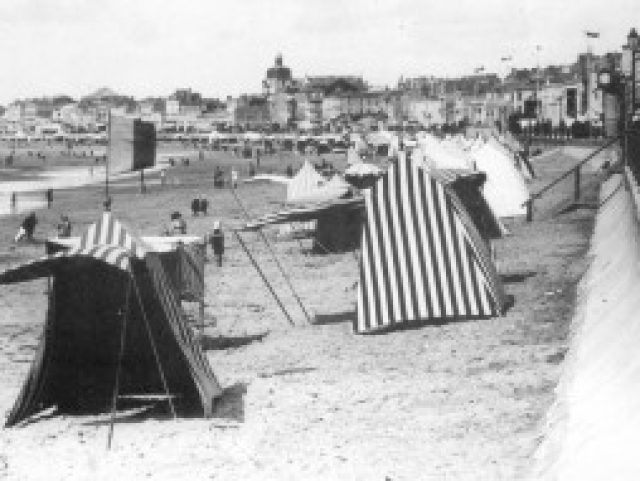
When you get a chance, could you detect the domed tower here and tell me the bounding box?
[263,53,292,96]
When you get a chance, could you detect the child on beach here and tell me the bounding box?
[57,215,72,238]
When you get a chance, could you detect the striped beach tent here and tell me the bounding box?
[0,212,145,282]
[1,212,221,427]
[356,154,506,333]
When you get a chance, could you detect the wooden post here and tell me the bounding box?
[574,165,581,201]
[233,231,295,326]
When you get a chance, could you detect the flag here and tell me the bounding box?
[585,31,600,38]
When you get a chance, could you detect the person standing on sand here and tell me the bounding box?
[15,212,37,243]
[171,212,187,235]
[191,197,200,216]
[199,196,208,215]
[57,215,72,238]
[231,169,238,189]
[210,221,224,267]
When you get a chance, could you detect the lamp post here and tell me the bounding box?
[535,45,542,123]
[625,28,639,174]
[629,28,639,120]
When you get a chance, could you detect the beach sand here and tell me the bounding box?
[0,145,605,480]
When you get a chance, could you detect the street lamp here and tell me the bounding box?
[628,28,639,120]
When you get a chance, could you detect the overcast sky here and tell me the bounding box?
[0,0,638,105]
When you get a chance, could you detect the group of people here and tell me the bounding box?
[161,211,225,266]
[213,166,239,189]
[191,197,209,216]
[13,213,71,243]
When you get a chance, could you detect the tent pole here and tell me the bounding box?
[230,188,312,323]
[107,272,133,450]
[131,274,177,419]
[233,231,295,326]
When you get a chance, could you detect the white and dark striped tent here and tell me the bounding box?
[1,212,221,427]
[356,154,506,333]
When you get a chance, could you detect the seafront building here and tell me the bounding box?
[0,49,624,138]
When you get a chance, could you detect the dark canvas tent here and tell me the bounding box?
[356,154,506,333]
[46,235,206,305]
[1,213,221,427]
[430,169,506,241]
[241,197,364,253]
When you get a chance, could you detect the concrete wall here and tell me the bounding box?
[531,168,640,480]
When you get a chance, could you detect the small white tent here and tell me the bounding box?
[470,141,530,218]
[286,161,327,203]
[414,134,475,170]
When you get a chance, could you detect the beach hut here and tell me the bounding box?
[355,154,506,333]
[0,212,221,427]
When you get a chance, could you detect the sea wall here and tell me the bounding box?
[531,168,640,480]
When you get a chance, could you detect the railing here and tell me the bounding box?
[626,125,640,183]
[525,136,621,221]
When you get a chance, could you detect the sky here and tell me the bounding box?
[0,0,639,105]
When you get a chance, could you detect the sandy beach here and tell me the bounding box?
[0,145,608,480]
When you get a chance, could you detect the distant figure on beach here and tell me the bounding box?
[210,221,225,267]
[231,169,238,189]
[286,165,294,178]
[249,163,256,177]
[199,196,208,216]
[214,166,225,188]
[46,189,53,208]
[256,150,261,168]
[57,215,72,238]
[160,169,167,186]
[170,211,187,235]
[103,196,112,212]
[10,192,16,212]
[15,212,37,243]
[191,198,200,216]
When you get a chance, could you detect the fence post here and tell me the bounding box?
[574,165,581,201]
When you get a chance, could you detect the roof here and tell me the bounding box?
[240,197,364,231]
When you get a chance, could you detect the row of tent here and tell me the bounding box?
[293,132,532,220]
[241,151,508,333]
[0,133,528,426]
